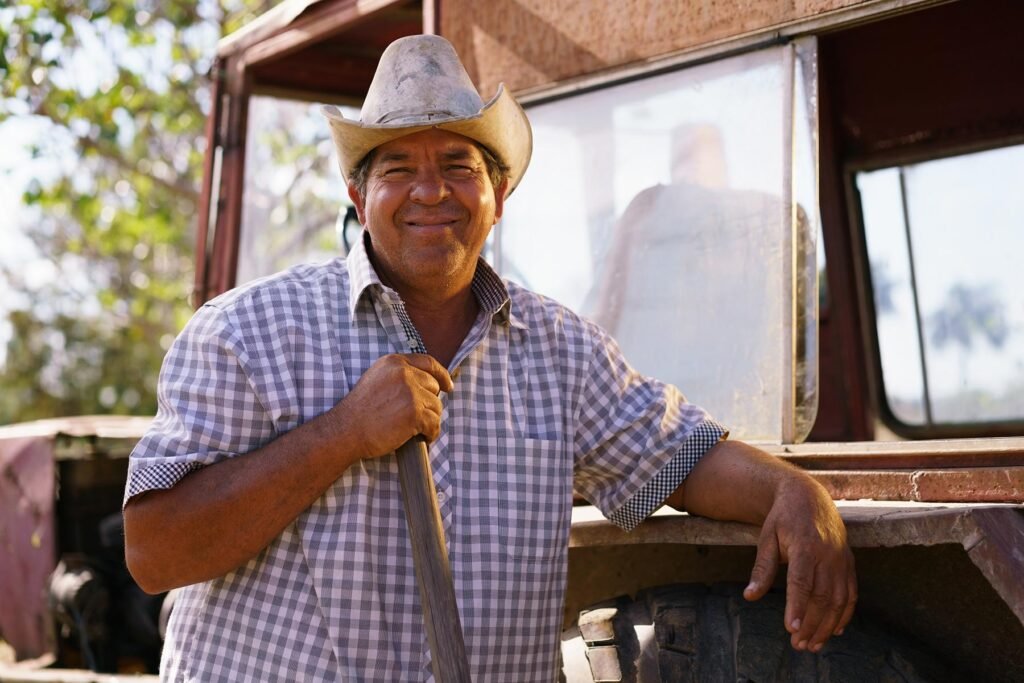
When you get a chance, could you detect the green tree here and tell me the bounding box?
[0,0,275,424]
[929,282,1009,393]
[929,283,1008,352]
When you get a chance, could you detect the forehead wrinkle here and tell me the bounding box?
[375,150,411,164]
[440,147,480,162]
[373,145,478,165]
[386,145,478,158]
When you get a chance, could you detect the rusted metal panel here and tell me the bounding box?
[440,0,896,95]
[771,435,1024,466]
[763,438,1024,501]
[216,0,327,58]
[810,469,919,500]
[839,504,981,547]
[209,0,421,107]
[808,467,1024,503]
[216,0,409,61]
[0,437,57,661]
[963,507,1024,626]
[910,468,1024,502]
[569,501,1015,550]
[241,0,412,68]
[822,0,1024,164]
[571,505,760,548]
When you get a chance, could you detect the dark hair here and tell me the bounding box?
[349,140,509,201]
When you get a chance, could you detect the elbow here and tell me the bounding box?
[123,502,174,595]
[125,545,167,595]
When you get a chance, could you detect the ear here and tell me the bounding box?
[347,181,367,224]
[492,178,510,223]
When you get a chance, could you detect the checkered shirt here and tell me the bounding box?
[125,234,727,682]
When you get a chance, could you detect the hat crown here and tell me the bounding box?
[321,34,532,192]
[361,35,484,126]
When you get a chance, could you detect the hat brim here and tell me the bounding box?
[322,84,532,194]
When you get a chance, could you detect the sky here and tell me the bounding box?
[857,144,1024,421]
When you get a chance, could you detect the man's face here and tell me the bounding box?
[348,128,507,296]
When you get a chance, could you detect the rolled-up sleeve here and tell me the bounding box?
[123,304,274,508]
[571,324,728,531]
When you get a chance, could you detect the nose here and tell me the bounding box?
[409,168,449,205]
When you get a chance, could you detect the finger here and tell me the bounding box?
[835,555,858,635]
[784,552,814,638]
[419,416,442,444]
[790,562,832,650]
[745,527,780,602]
[415,394,445,442]
[806,567,848,652]
[404,353,454,392]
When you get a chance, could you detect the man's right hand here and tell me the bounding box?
[328,353,453,458]
[125,352,452,594]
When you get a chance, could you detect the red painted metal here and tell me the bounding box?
[0,437,57,660]
[193,68,224,308]
[212,58,250,297]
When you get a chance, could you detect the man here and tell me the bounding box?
[124,35,854,681]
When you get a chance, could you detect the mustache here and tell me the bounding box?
[396,204,466,225]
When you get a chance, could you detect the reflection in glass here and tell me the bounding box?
[498,45,819,443]
[858,144,1024,425]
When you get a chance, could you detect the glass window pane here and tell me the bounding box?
[498,46,817,443]
[857,168,928,424]
[793,38,821,440]
[237,97,355,286]
[859,144,1024,426]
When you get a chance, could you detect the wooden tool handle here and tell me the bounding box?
[396,436,472,682]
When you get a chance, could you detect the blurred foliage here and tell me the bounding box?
[869,259,897,316]
[0,0,276,424]
[929,283,1008,352]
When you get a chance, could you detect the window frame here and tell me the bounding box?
[497,38,820,445]
[846,135,1024,439]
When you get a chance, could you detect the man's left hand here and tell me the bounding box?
[743,477,857,652]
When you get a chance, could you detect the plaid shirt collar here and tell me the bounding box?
[345,231,525,330]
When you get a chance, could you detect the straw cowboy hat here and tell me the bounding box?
[321,34,533,193]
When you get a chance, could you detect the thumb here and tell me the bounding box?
[745,525,781,602]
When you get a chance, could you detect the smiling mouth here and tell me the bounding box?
[404,217,459,228]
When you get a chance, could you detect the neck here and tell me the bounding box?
[374,262,480,368]
[405,287,479,367]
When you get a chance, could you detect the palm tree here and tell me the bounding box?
[928,283,1008,389]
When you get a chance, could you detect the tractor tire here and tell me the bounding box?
[561,583,946,682]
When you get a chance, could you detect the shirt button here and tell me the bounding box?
[451,366,461,380]
[436,490,447,504]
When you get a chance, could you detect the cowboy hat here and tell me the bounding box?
[321,34,532,193]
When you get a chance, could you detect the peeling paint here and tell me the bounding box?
[910,470,923,501]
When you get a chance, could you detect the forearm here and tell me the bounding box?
[665,439,826,524]
[124,411,365,594]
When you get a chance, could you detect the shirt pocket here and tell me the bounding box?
[496,437,573,560]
